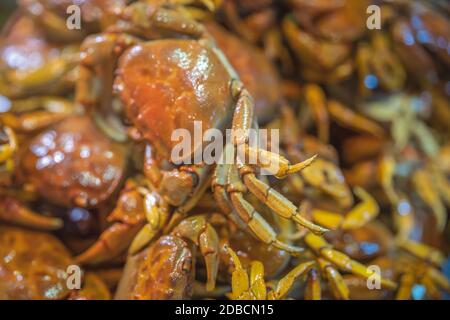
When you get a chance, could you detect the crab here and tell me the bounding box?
[0,115,128,233]
[0,225,110,300]
[17,115,127,208]
[114,214,221,298]
[395,239,450,300]
[0,13,79,99]
[75,0,328,265]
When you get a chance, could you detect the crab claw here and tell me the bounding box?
[76,223,143,265]
[77,181,148,265]
[172,216,219,291]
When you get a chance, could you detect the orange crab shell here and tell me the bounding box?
[0,226,73,300]
[116,235,194,300]
[18,115,127,208]
[115,39,234,162]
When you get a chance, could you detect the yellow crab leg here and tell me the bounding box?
[238,167,328,235]
[318,258,349,300]
[425,267,450,293]
[305,268,322,300]
[311,187,378,231]
[412,168,446,231]
[227,246,251,300]
[305,233,397,290]
[431,165,450,206]
[395,273,414,300]
[341,187,379,230]
[378,153,399,205]
[311,210,343,230]
[0,196,62,230]
[249,261,267,300]
[129,189,170,254]
[303,83,329,143]
[397,239,445,267]
[243,148,317,179]
[0,126,17,163]
[268,261,315,300]
[421,273,442,299]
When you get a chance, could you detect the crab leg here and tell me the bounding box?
[0,126,17,164]
[227,166,304,253]
[412,168,446,231]
[339,187,379,230]
[76,223,144,265]
[171,216,219,291]
[227,246,252,300]
[0,196,62,230]
[305,268,322,300]
[397,239,445,267]
[212,163,248,230]
[238,166,328,235]
[249,261,267,300]
[268,261,315,300]
[76,180,159,264]
[311,187,378,231]
[378,154,399,205]
[327,100,385,138]
[425,267,450,293]
[129,190,171,255]
[1,53,79,98]
[303,83,329,143]
[318,258,349,300]
[305,233,397,290]
[395,273,414,300]
[0,97,76,133]
[243,147,317,178]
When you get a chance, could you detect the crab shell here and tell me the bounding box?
[18,115,127,208]
[0,225,73,299]
[115,39,234,163]
[115,235,194,300]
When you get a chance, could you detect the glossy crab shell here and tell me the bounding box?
[18,115,127,208]
[115,39,234,162]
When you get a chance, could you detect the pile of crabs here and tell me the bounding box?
[0,0,449,300]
